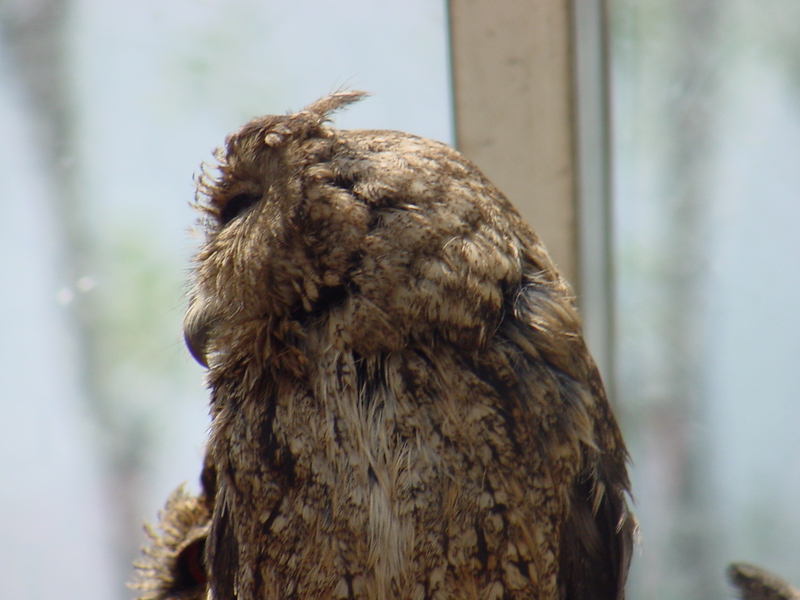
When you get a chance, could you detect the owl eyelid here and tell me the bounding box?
[219,192,262,226]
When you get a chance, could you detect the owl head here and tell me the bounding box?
[184,91,545,374]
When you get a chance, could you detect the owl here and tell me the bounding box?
[183,90,634,600]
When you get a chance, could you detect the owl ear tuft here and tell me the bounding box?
[250,91,367,149]
[301,89,369,124]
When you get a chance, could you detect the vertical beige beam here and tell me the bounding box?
[448,0,578,284]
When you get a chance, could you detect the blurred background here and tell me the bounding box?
[0,1,798,599]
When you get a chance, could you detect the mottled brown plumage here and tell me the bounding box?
[131,459,214,600]
[183,90,634,600]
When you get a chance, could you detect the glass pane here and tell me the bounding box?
[609,2,800,598]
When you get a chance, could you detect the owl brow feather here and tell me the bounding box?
[193,90,369,219]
